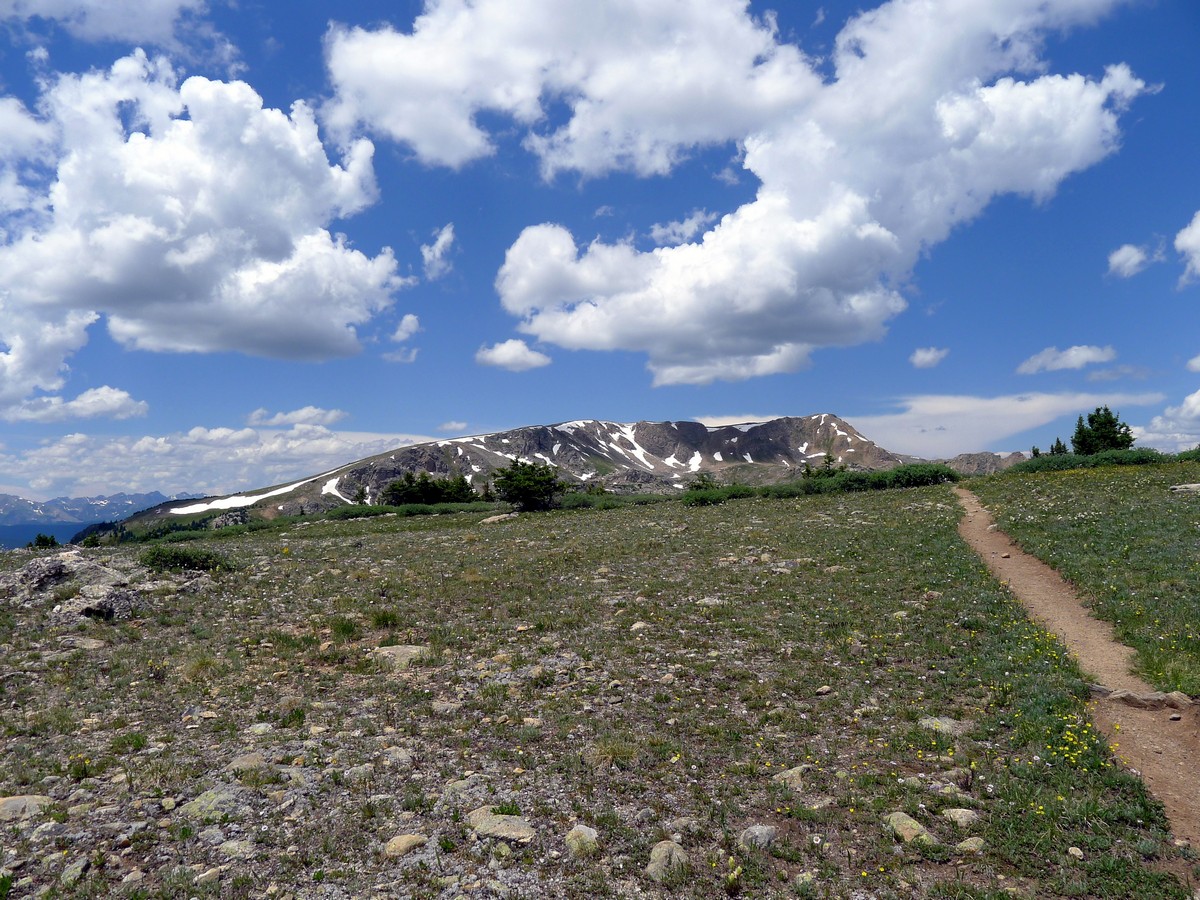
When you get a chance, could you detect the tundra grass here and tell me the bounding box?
[970,461,1200,694]
[0,487,1188,897]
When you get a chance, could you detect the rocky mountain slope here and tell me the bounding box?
[105,414,1023,530]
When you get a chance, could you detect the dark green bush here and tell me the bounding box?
[139,544,232,573]
[494,460,565,512]
[1007,448,1166,475]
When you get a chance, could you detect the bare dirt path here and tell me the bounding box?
[954,487,1200,851]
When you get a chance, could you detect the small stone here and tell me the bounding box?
[942,808,980,828]
[630,621,651,633]
[739,825,778,851]
[956,836,986,853]
[0,795,53,822]
[178,785,248,823]
[432,700,463,715]
[60,857,89,887]
[565,824,599,858]
[883,811,937,846]
[227,752,268,774]
[918,716,966,736]
[196,867,222,885]
[467,806,535,844]
[374,644,432,670]
[1068,846,1084,860]
[815,685,833,696]
[384,833,428,858]
[772,765,808,790]
[247,723,274,736]
[219,839,255,859]
[645,839,688,882]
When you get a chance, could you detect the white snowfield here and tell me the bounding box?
[168,467,345,515]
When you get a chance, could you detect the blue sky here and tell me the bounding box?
[1,0,1198,500]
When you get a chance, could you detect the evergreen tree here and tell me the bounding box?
[1070,406,1134,455]
[1049,437,1069,455]
[493,459,564,512]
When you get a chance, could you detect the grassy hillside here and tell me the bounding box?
[0,482,1190,898]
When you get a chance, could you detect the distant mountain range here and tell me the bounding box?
[123,414,1023,530]
[0,491,199,549]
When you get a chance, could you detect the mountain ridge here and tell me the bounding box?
[130,414,1022,526]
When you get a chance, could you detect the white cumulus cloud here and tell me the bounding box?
[421,223,455,280]
[324,0,812,176]
[1177,211,1200,285]
[649,209,718,246]
[4,386,148,423]
[0,423,436,498]
[910,347,949,369]
[2,0,208,45]
[1017,345,1117,374]
[351,0,1144,385]
[246,406,348,427]
[0,51,408,418]
[475,339,551,371]
[1107,243,1149,278]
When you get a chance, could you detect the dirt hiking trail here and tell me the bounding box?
[955,487,1200,851]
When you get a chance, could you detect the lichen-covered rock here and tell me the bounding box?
[645,840,688,882]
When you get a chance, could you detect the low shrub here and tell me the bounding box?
[139,544,232,573]
[1007,448,1166,475]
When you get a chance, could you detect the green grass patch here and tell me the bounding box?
[972,461,1200,693]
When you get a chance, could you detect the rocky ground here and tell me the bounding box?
[0,491,1191,898]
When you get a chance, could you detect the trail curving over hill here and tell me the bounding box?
[955,487,1200,850]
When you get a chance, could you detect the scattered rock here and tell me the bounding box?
[1106,689,1193,710]
[384,834,428,858]
[645,840,688,882]
[918,716,967,737]
[739,824,778,851]
[374,645,432,670]
[564,824,599,858]
[0,795,53,822]
[479,514,518,524]
[942,808,980,828]
[956,837,986,853]
[1068,846,1084,860]
[883,811,937,846]
[227,752,269,774]
[467,806,535,844]
[772,765,809,790]
[178,786,249,823]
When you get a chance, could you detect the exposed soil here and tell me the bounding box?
[955,487,1200,850]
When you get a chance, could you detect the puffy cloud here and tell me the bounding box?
[0,423,436,498]
[391,314,421,343]
[0,51,407,417]
[1187,355,1200,373]
[4,386,148,422]
[246,406,348,427]
[421,223,455,280]
[475,339,551,371]
[851,391,1163,457]
[402,0,1146,385]
[384,313,421,363]
[1017,345,1116,374]
[324,0,814,176]
[910,347,949,369]
[649,209,718,246]
[1107,243,1150,278]
[1136,388,1200,452]
[438,421,469,433]
[2,0,207,45]
[1177,211,1200,284]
